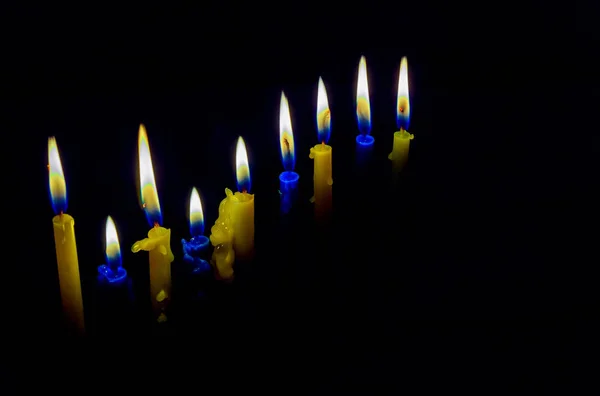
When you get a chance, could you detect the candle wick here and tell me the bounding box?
[59,211,64,216]
[321,141,325,146]
[154,222,160,228]
[242,189,247,194]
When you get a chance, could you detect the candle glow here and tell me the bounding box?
[105,216,122,269]
[48,137,67,215]
[397,56,411,131]
[356,56,372,137]
[138,124,162,227]
[279,92,296,171]
[316,77,331,144]
[189,187,205,237]
[235,136,251,193]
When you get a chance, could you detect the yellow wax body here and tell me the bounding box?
[132,226,174,322]
[231,191,255,261]
[309,144,333,219]
[388,130,414,173]
[52,213,85,334]
[209,188,254,280]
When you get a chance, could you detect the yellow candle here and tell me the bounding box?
[48,137,85,334]
[209,136,254,279]
[131,124,174,323]
[209,189,235,280]
[310,77,333,220]
[389,56,414,174]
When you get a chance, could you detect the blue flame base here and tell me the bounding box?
[182,235,211,275]
[279,171,299,214]
[356,134,375,147]
[97,265,127,284]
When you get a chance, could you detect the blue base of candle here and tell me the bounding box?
[279,171,299,214]
[356,134,375,147]
[182,235,211,275]
[356,136,374,169]
[97,265,127,284]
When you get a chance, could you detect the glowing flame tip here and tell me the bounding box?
[138,124,162,227]
[189,187,205,237]
[48,136,67,215]
[316,77,331,144]
[105,215,122,266]
[397,56,411,130]
[356,56,372,136]
[279,91,295,171]
[235,136,251,193]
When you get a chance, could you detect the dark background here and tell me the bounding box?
[4,2,595,391]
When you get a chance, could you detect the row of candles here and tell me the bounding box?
[49,56,414,333]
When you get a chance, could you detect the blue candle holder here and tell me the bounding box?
[182,235,211,275]
[279,171,299,214]
[356,135,374,169]
[97,260,127,285]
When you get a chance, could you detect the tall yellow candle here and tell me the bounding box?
[131,124,174,323]
[389,56,414,174]
[48,137,85,334]
[209,136,254,280]
[309,77,333,220]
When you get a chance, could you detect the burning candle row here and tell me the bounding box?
[48,55,413,332]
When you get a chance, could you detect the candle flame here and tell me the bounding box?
[105,215,122,267]
[279,91,295,172]
[48,136,67,215]
[397,56,411,131]
[137,124,162,227]
[189,187,204,237]
[235,136,251,193]
[356,55,372,136]
[316,76,331,144]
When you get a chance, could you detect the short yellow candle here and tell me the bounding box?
[309,77,333,220]
[209,136,255,280]
[131,124,174,323]
[388,56,414,174]
[48,137,85,334]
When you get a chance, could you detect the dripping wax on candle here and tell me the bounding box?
[48,136,85,334]
[131,124,174,323]
[209,136,255,280]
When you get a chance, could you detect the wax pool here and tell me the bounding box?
[279,171,299,214]
[309,143,333,220]
[52,213,85,334]
[388,129,414,174]
[132,226,174,322]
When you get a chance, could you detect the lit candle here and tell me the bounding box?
[356,56,374,151]
[388,56,414,174]
[95,215,134,334]
[309,76,333,220]
[97,216,127,284]
[48,137,85,334]
[181,187,211,275]
[279,91,299,214]
[131,124,174,323]
[209,136,254,280]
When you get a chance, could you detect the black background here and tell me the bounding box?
[4,2,596,391]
